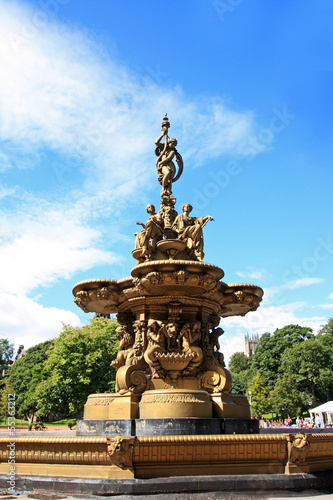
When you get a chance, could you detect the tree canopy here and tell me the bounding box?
[228,352,254,395]
[5,340,52,421]
[35,317,118,416]
[252,324,314,391]
[228,320,333,416]
[3,317,119,419]
[0,339,14,374]
[247,372,271,415]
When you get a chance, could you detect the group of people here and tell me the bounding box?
[259,414,328,429]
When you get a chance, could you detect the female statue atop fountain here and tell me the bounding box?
[172,203,214,261]
[155,114,183,196]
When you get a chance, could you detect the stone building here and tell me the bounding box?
[245,333,259,357]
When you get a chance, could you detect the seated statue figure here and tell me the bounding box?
[134,204,163,259]
[111,326,134,369]
[172,203,213,261]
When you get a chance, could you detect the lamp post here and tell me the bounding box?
[248,390,252,416]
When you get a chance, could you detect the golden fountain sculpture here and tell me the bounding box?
[1,117,333,493]
[73,115,263,434]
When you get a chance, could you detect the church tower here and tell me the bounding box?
[245,333,259,357]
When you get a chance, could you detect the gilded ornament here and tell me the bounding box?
[107,436,135,469]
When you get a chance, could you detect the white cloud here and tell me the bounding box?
[0,0,266,196]
[235,267,269,281]
[282,277,324,290]
[0,293,81,349]
[0,203,118,295]
[263,277,324,304]
[0,184,18,199]
[318,293,333,309]
[222,302,326,340]
[221,334,246,368]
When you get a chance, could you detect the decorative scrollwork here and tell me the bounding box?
[199,371,221,392]
[199,366,232,394]
[129,370,147,394]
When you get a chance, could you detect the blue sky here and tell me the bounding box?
[0,0,332,364]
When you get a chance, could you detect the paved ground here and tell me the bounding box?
[0,490,332,499]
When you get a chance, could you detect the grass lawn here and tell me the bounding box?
[0,418,29,427]
[0,418,78,428]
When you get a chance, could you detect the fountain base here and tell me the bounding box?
[76,416,259,436]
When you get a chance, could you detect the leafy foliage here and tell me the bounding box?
[252,325,314,391]
[5,340,52,421]
[0,339,14,374]
[229,352,251,373]
[278,326,333,408]
[227,320,333,417]
[35,317,118,416]
[247,372,271,415]
[318,318,333,337]
[270,373,305,418]
[228,352,254,394]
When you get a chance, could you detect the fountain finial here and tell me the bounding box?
[155,115,183,197]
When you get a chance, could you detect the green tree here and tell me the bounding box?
[229,352,251,372]
[280,323,333,407]
[252,325,314,391]
[0,339,14,374]
[317,368,333,403]
[36,317,119,417]
[228,352,254,394]
[247,372,271,415]
[270,373,304,418]
[318,318,333,337]
[5,340,52,422]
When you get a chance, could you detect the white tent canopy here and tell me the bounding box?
[309,401,333,426]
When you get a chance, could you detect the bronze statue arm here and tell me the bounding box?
[195,215,214,228]
[155,132,165,145]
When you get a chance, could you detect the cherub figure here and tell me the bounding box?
[162,322,179,351]
[144,320,166,379]
[209,327,225,368]
[178,322,203,375]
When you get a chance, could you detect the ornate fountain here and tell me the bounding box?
[1,117,331,495]
[73,115,263,435]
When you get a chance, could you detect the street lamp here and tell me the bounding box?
[248,390,252,409]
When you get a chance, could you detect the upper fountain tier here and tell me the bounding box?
[133,114,215,265]
[73,116,263,321]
